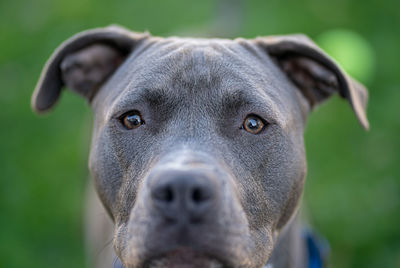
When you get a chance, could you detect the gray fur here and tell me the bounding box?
[32,25,369,268]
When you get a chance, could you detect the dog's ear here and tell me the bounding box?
[31,25,149,114]
[255,34,369,130]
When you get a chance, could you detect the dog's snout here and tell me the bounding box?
[150,170,217,223]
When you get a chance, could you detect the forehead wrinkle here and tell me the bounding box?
[213,57,285,123]
[218,79,284,125]
[106,54,183,118]
[107,85,178,119]
[131,43,223,94]
[170,46,225,90]
[217,53,288,125]
[210,40,290,103]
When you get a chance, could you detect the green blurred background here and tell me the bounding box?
[0,0,399,267]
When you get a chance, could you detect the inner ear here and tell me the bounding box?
[278,55,339,107]
[60,44,125,101]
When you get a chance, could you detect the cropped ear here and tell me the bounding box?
[254,34,369,130]
[31,25,149,114]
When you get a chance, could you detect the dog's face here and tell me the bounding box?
[32,26,369,268]
[89,37,309,268]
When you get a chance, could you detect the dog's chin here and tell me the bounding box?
[144,248,227,268]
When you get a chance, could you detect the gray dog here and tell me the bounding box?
[31,25,369,268]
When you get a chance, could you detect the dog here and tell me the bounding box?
[31,25,369,268]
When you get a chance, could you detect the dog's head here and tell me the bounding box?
[32,26,368,268]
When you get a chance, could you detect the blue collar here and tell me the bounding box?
[304,229,330,268]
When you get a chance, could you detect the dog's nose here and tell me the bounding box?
[150,170,217,223]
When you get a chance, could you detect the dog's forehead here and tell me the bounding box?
[120,37,270,93]
[94,37,298,125]
[133,36,276,91]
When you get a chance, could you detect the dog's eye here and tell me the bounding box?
[120,111,145,130]
[242,115,265,134]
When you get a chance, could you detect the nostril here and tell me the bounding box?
[192,187,202,203]
[165,187,173,202]
[153,185,174,203]
[191,187,210,204]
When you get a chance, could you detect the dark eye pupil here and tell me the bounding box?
[243,115,265,134]
[127,114,141,126]
[121,112,144,129]
[246,118,260,129]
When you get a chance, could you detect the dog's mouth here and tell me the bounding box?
[144,247,227,268]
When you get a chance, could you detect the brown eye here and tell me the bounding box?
[120,111,145,130]
[242,115,265,134]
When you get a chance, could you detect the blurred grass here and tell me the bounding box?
[0,0,399,267]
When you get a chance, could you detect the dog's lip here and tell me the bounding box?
[143,247,231,268]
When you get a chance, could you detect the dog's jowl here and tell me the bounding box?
[32,25,369,268]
